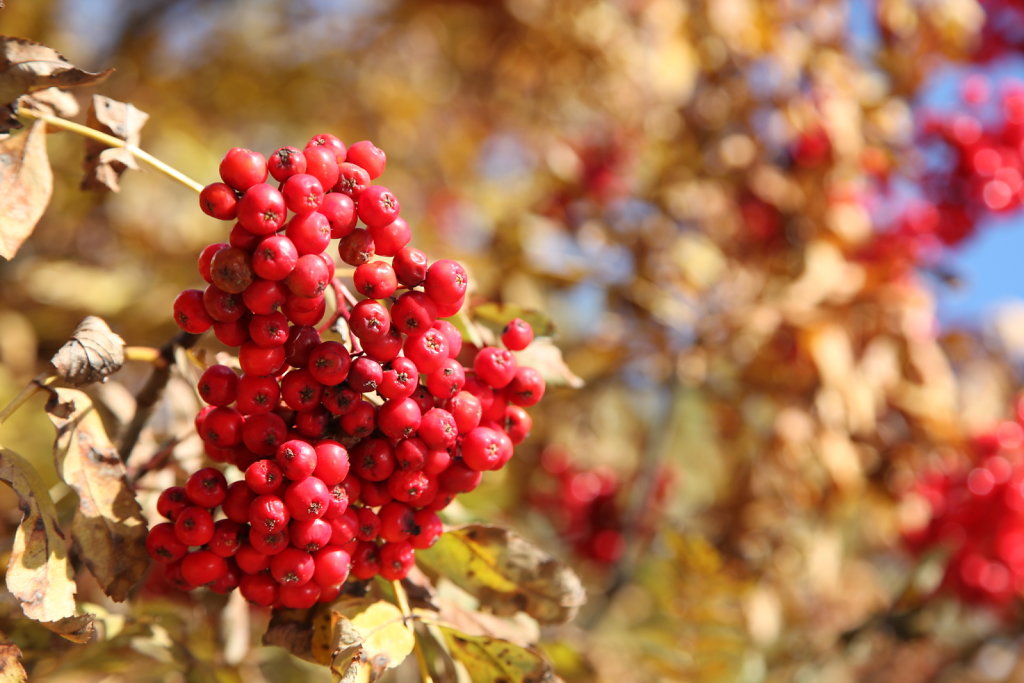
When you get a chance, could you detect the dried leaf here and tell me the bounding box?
[0,120,51,260]
[417,525,586,624]
[513,338,584,389]
[0,640,25,683]
[81,95,149,192]
[0,36,112,133]
[47,388,148,602]
[440,626,554,683]
[265,599,415,681]
[50,316,126,386]
[0,448,77,622]
[39,614,95,644]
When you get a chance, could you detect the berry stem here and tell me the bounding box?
[392,579,434,683]
[124,346,162,364]
[17,107,205,194]
[0,374,56,425]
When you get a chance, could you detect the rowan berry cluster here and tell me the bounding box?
[902,419,1024,608]
[148,134,546,608]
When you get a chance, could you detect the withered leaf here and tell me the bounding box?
[440,626,554,683]
[50,316,126,386]
[39,614,95,644]
[0,639,25,683]
[0,120,51,260]
[0,448,77,622]
[0,36,112,133]
[265,599,414,681]
[417,525,586,624]
[81,95,149,192]
[47,388,148,602]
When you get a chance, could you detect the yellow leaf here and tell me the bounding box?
[417,524,586,624]
[440,626,554,683]
[47,388,148,602]
[0,448,77,623]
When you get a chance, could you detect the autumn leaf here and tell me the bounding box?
[513,338,583,389]
[417,524,586,624]
[0,638,25,683]
[0,448,78,623]
[47,388,148,602]
[0,36,112,132]
[265,599,415,681]
[49,316,126,387]
[81,95,149,192]
[0,120,51,260]
[440,626,554,683]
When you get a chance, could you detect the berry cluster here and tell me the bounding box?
[150,134,546,608]
[902,418,1024,608]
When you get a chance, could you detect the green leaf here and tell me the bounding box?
[440,626,554,683]
[417,524,585,624]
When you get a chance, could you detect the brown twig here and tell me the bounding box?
[117,331,200,461]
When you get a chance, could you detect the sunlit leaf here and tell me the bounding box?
[0,120,50,260]
[0,447,78,623]
[417,524,585,624]
[46,388,148,602]
[49,316,126,387]
[440,626,554,683]
[513,338,583,389]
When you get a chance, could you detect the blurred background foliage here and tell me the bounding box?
[4,0,1024,680]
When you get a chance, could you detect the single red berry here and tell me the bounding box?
[284,476,332,521]
[439,460,482,493]
[350,542,381,580]
[246,458,285,495]
[379,357,420,400]
[236,542,271,574]
[306,133,347,162]
[395,437,428,471]
[240,572,279,606]
[208,562,242,594]
[312,547,351,587]
[393,246,428,287]
[387,470,437,507]
[236,373,280,414]
[250,529,290,555]
[147,522,188,563]
[213,317,251,347]
[237,183,287,236]
[252,235,299,281]
[223,480,256,523]
[282,173,324,214]
[280,369,324,411]
[181,549,229,587]
[410,385,435,414]
[357,185,400,228]
[289,517,333,552]
[502,404,533,444]
[426,359,465,399]
[462,425,513,471]
[200,182,238,220]
[378,397,422,440]
[210,247,255,295]
[423,447,451,475]
[208,519,244,558]
[391,291,438,335]
[276,439,317,480]
[361,479,393,507]
[345,140,386,179]
[340,400,377,438]
[308,341,352,386]
[322,384,360,416]
[424,259,468,308]
[404,329,450,374]
[378,502,418,543]
[326,481,350,518]
[270,547,316,585]
[197,242,229,283]
[174,506,215,547]
[334,161,370,198]
[248,311,289,347]
[353,507,381,542]
[285,325,322,368]
[173,289,214,334]
[279,581,321,608]
[220,147,267,191]
[294,406,331,439]
[203,284,245,322]
[303,145,340,191]
[377,541,415,581]
[314,440,350,485]
[285,211,332,255]
[250,494,291,533]
[501,318,534,351]
[353,260,398,299]
[185,467,228,508]
[284,291,327,327]
[362,327,404,363]
[267,145,307,182]
[329,509,360,546]
[229,221,262,249]
[320,191,358,239]
[157,486,190,520]
[285,253,331,298]
[243,278,288,315]
[349,299,391,341]
[351,437,396,482]
[506,366,545,407]
[348,356,383,393]
[369,216,411,256]
[410,510,443,549]
[338,228,376,266]
[418,408,458,450]
[241,411,288,456]
[199,406,244,447]
[473,346,518,389]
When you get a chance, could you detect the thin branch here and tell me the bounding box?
[17,107,204,193]
[393,579,434,683]
[0,374,57,425]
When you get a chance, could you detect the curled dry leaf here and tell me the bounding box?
[0,448,77,623]
[50,316,126,386]
[38,614,95,644]
[417,524,586,624]
[0,120,51,261]
[440,626,554,683]
[0,639,25,683]
[47,388,148,602]
[0,36,112,133]
[265,599,414,681]
[82,95,149,192]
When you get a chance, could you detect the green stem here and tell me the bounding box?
[17,107,204,194]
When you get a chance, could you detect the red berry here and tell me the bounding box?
[351,437,396,482]
[279,581,321,608]
[424,259,468,308]
[284,476,331,521]
[250,494,290,532]
[246,458,285,495]
[237,183,287,236]
[208,519,244,558]
[338,228,376,266]
[404,329,450,374]
[320,192,358,239]
[173,289,213,334]
[248,311,290,347]
[223,481,256,523]
[353,507,381,542]
[200,406,244,447]
[220,147,267,191]
[243,278,288,315]
[157,486,189,520]
[353,260,398,299]
[391,291,438,335]
[501,318,534,351]
[340,400,377,438]
[377,541,415,581]
[345,140,386,179]
[378,397,422,440]
[393,247,428,287]
[174,506,215,546]
[147,522,188,563]
[285,254,331,298]
[241,411,288,456]
[276,438,317,480]
[506,366,545,406]
[418,408,458,450]
[312,546,351,587]
[349,299,391,341]
[252,235,299,281]
[236,373,280,414]
[395,437,428,471]
[314,440,350,485]
[270,547,315,585]
[197,242,229,283]
[379,356,420,400]
[185,467,228,508]
[368,216,411,256]
[285,325,322,368]
[289,517,333,552]
[240,572,279,606]
[181,549,228,587]
[200,182,238,220]
[285,211,332,255]
[426,359,465,399]
[280,369,323,411]
[473,346,518,389]
[203,285,245,322]
[306,133,347,162]
[281,173,324,214]
[308,341,352,386]
[410,510,443,549]
[236,542,271,574]
[267,146,306,182]
[334,161,370,198]
[357,185,400,228]
[303,145,340,191]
